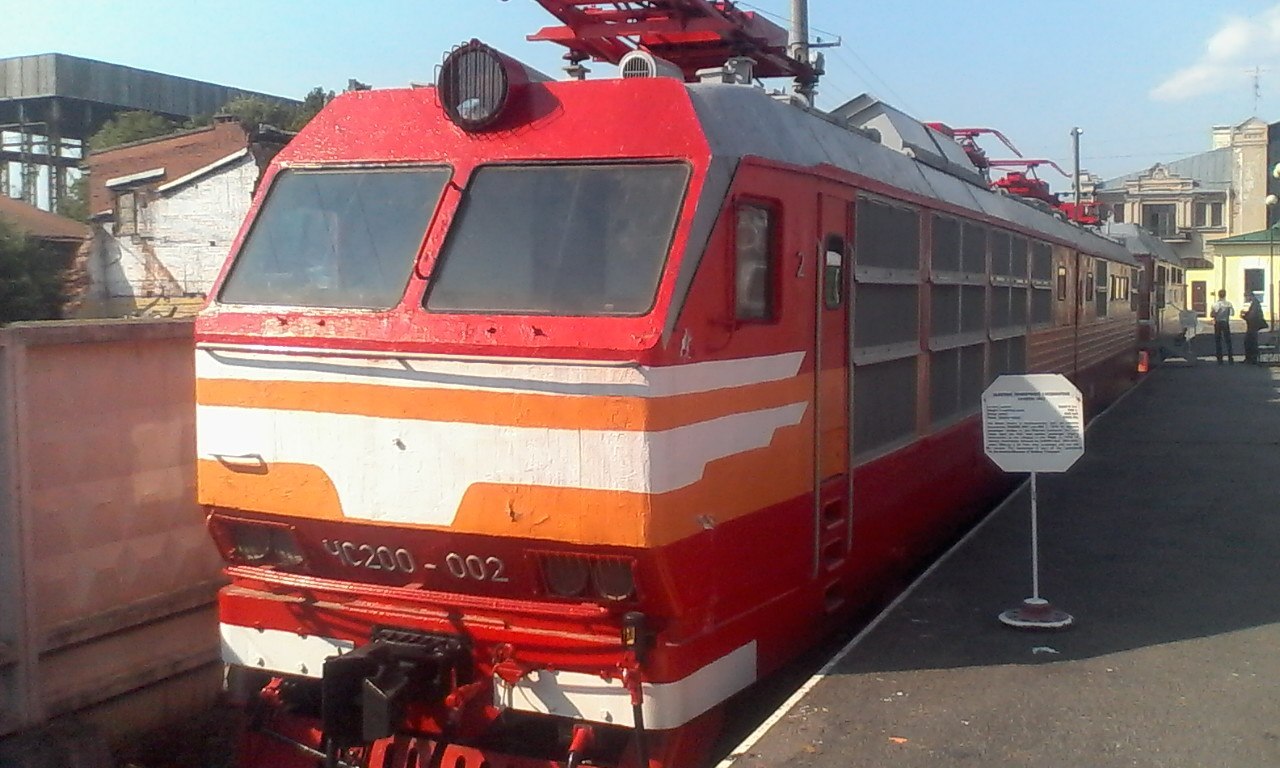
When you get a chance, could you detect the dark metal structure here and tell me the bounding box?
[0,53,296,210]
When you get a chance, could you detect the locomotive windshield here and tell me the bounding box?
[219,167,449,309]
[425,163,689,315]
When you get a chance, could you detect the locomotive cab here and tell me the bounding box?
[197,43,779,768]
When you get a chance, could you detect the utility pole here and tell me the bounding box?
[1071,127,1084,212]
[789,0,812,104]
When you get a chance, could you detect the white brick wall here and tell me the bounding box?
[92,154,258,300]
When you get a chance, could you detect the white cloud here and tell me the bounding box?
[1151,5,1280,101]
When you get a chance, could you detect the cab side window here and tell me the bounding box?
[735,204,777,321]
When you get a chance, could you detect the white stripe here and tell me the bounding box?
[198,402,807,524]
[220,624,353,678]
[221,623,756,731]
[105,167,165,188]
[196,348,806,398]
[495,642,756,730]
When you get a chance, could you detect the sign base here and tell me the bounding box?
[998,597,1074,630]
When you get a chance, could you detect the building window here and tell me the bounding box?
[115,191,137,236]
[1193,202,1224,228]
[735,204,776,321]
[1111,203,1125,224]
[1245,268,1265,299]
[1142,204,1177,238]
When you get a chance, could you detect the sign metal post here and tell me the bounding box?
[981,373,1083,629]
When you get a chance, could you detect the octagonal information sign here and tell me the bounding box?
[981,374,1084,473]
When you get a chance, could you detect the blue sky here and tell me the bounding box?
[7,0,1280,187]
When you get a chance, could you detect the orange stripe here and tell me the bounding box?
[198,459,344,519]
[196,375,812,432]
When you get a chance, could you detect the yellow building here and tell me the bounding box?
[1203,226,1280,329]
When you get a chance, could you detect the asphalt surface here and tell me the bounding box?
[727,356,1280,768]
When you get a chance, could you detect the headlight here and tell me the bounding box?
[268,528,306,568]
[539,553,638,602]
[231,523,272,563]
[437,40,549,132]
[211,517,308,570]
[591,559,636,601]
[542,555,590,597]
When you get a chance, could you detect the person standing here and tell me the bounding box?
[1241,292,1267,364]
[1211,289,1235,364]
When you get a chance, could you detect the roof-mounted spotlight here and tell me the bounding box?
[438,40,551,132]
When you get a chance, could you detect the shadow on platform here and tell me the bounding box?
[838,360,1280,675]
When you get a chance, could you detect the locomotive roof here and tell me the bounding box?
[1100,222,1184,267]
[684,83,1138,267]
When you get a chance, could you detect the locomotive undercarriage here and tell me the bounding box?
[220,575,722,768]
[232,662,720,768]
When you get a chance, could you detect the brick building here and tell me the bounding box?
[80,117,289,317]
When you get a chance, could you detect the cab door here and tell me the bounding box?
[814,189,853,610]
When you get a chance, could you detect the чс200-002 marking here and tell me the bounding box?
[321,540,509,582]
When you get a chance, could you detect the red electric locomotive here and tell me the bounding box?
[195,4,1141,767]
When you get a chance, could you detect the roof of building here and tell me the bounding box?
[1205,226,1280,245]
[1101,221,1184,266]
[84,119,255,215]
[0,195,90,242]
[0,53,298,140]
[1098,146,1232,191]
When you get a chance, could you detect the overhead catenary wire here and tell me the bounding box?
[736,1,917,112]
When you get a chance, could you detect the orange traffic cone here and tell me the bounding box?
[1138,349,1150,374]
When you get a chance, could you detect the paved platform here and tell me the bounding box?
[725,359,1280,768]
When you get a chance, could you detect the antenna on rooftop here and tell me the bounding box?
[1249,65,1267,116]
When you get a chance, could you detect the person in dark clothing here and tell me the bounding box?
[1211,289,1235,364]
[1242,293,1267,364]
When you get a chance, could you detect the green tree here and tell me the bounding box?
[56,175,89,223]
[218,96,297,131]
[288,86,335,132]
[0,219,72,323]
[88,111,179,152]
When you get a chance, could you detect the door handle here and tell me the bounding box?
[209,453,268,472]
